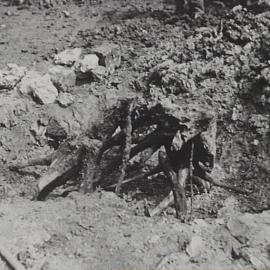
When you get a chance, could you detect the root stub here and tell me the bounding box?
[159,151,188,221]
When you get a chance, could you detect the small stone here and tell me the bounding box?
[193,219,208,227]
[48,65,76,92]
[186,236,204,257]
[74,54,99,73]
[63,10,70,17]
[5,11,13,16]
[92,43,121,74]
[56,92,75,107]
[231,107,238,121]
[252,139,259,146]
[148,235,160,244]
[232,5,243,12]
[54,48,82,66]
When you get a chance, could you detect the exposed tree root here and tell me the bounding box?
[106,165,162,189]
[159,151,188,221]
[115,99,135,194]
[8,98,227,221]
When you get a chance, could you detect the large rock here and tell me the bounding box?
[54,48,82,66]
[92,43,121,74]
[48,65,76,92]
[19,72,58,104]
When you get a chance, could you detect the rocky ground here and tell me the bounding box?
[0,0,270,269]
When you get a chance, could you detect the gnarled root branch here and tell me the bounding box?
[115,100,135,194]
[9,154,53,171]
[106,164,162,189]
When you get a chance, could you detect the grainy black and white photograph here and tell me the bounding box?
[0,0,270,269]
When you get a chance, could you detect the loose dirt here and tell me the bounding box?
[0,0,270,269]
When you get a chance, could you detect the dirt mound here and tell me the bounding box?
[0,193,269,270]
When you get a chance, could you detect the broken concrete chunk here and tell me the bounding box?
[74,54,99,73]
[92,43,121,74]
[0,63,27,90]
[56,92,75,108]
[54,48,82,66]
[186,235,204,257]
[48,65,76,92]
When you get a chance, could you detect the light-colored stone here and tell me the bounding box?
[75,54,107,82]
[74,54,99,73]
[56,92,75,108]
[148,234,160,244]
[19,72,58,104]
[92,43,121,74]
[54,48,82,66]
[193,219,209,227]
[186,235,204,257]
[48,65,76,92]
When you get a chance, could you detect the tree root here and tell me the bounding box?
[37,146,85,200]
[106,165,162,189]
[115,100,135,194]
[198,162,251,195]
[9,154,53,171]
[159,151,188,221]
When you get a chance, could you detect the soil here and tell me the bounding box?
[0,0,270,269]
